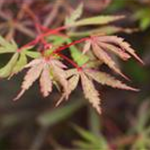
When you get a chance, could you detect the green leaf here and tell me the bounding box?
[47,35,67,46]
[0,36,18,54]
[65,3,83,25]
[134,8,150,30]
[0,53,19,78]
[25,51,41,58]
[71,15,124,27]
[38,100,83,127]
[68,26,136,37]
[140,17,150,30]
[12,52,27,75]
[0,36,12,48]
[73,125,108,149]
[74,141,98,149]
[73,125,100,144]
[105,0,127,12]
[0,47,15,54]
[67,39,89,66]
[88,107,101,136]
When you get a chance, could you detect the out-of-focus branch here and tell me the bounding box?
[43,0,63,27]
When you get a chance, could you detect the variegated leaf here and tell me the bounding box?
[98,42,130,60]
[50,60,69,99]
[14,63,43,100]
[85,69,138,91]
[92,43,127,79]
[98,36,144,64]
[80,72,101,114]
[40,66,52,97]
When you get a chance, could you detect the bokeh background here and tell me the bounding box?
[0,0,150,149]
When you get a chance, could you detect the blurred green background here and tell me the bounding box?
[0,0,150,149]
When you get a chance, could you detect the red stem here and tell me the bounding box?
[54,37,89,53]
[35,23,50,32]
[17,25,69,52]
[40,25,69,38]
[17,38,39,52]
[56,53,80,69]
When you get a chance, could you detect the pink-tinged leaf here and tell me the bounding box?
[56,69,80,106]
[85,69,138,91]
[92,43,128,80]
[98,36,144,64]
[56,74,78,106]
[50,59,67,69]
[68,74,80,92]
[50,61,69,100]
[14,64,43,100]
[83,40,91,54]
[98,42,131,60]
[66,68,78,78]
[40,66,52,97]
[25,58,43,68]
[80,72,101,114]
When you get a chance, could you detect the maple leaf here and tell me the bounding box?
[84,69,138,91]
[0,37,28,78]
[14,57,69,101]
[40,65,52,97]
[14,59,44,100]
[0,53,19,78]
[50,59,70,101]
[83,36,144,78]
[97,36,143,64]
[58,68,102,113]
[80,72,101,114]
[0,35,40,78]
[58,66,138,114]
[65,3,83,25]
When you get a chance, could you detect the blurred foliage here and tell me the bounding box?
[134,7,150,30]
[73,125,109,150]
[130,101,150,150]
[0,0,150,150]
[106,0,150,30]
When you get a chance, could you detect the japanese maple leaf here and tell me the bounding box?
[14,57,69,101]
[57,68,137,114]
[83,36,144,79]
